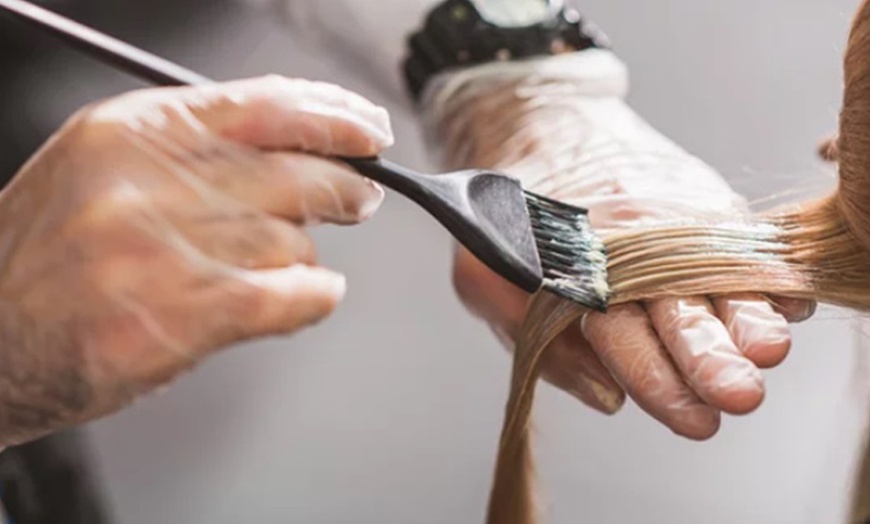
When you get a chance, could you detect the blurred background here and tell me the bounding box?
[0,0,867,523]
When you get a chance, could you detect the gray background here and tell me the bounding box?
[8,0,869,522]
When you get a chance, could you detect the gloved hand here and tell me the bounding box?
[0,76,392,446]
[431,51,815,440]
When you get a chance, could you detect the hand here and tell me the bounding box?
[444,59,815,440]
[0,76,393,446]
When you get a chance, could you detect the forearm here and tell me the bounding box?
[423,50,742,222]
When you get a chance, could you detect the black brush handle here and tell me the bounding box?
[340,157,460,214]
[341,159,495,274]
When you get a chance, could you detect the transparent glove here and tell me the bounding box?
[430,51,815,439]
[0,76,393,446]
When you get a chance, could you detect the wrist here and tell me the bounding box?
[424,48,629,110]
[422,50,633,175]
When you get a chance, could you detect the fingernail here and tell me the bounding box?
[795,301,817,322]
[356,181,385,221]
[323,271,347,302]
[666,397,721,440]
[770,298,817,323]
[569,372,624,415]
[681,406,721,440]
[368,106,394,148]
[584,376,625,414]
[285,266,347,302]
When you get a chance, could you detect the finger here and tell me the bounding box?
[646,297,765,415]
[767,296,817,323]
[711,294,792,369]
[203,151,384,225]
[207,265,348,350]
[453,248,625,415]
[452,246,529,340]
[178,210,316,269]
[187,76,394,156]
[583,304,721,440]
[540,322,626,415]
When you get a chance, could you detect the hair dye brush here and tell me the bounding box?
[0,0,610,311]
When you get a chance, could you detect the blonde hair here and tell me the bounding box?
[431,1,870,523]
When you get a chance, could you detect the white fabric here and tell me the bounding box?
[247,0,440,96]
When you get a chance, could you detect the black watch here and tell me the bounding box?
[403,0,610,101]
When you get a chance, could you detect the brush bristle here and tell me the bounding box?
[524,191,610,311]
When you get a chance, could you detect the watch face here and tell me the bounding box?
[469,0,562,28]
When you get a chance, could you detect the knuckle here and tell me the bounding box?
[70,184,148,233]
[668,299,713,331]
[286,78,365,114]
[259,73,296,90]
[625,350,665,393]
[259,220,317,265]
[246,93,279,116]
[64,102,126,149]
[252,75,309,106]
[87,241,171,296]
[249,217,316,265]
[584,305,645,348]
[65,90,192,152]
[290,228,318,264]
[320,85,357,112]
[231,214,279,251]
[307,80,348,99]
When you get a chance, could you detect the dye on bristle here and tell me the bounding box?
[524,191,611,311]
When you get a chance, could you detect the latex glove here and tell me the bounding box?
[0,76,392,447]
[433,51,815,440]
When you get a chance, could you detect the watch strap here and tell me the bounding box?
[403,0,609,101]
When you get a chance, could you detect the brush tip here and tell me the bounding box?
[524,191,610,311]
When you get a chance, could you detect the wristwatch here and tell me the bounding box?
[403,0,610,101]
